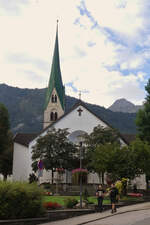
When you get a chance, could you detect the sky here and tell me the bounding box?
[0,0,150,108]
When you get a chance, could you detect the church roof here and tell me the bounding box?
[44,22,65,110]
[13,133,38,147]
[120,133,136,145]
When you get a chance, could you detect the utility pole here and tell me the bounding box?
[79,141,82,208]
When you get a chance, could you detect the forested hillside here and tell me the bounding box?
[0,84,137,134]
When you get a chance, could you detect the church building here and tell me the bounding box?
[12,23,145,188]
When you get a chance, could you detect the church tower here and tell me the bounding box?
[43,22,65,129]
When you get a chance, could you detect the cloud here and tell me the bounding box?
[8,53,49,72]
[0,0,149,108]
[0,0,28,15]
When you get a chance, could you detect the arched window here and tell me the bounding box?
[54,95,57,102]
[51,95,55,103]
[50,112,54,121]
[54,112,58,120]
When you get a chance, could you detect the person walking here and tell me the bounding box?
[109,183,119,213]
[96,184,105,212]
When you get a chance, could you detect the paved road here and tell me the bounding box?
[42,202,150,225]
[85,209,150,225]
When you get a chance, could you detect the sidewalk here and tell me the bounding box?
[41,202,150,225]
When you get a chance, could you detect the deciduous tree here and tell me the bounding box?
[32,128,78,183]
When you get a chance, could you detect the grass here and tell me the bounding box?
[43,195,144,206]
[43,196,110,206]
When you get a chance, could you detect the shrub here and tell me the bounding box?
[64,197,78,208]
[43,202,62,210]
[0,181,45,219]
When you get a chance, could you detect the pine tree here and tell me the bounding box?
[0,103,13,180]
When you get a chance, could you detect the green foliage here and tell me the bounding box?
[136,79,150,143]
[28,173,38,183]
[129,138,150,176]
[115,180,123,195]
[32,128,78,183]
[0,103,13,179]
[0,181,45,219]
[84,125,142,181]
[83,125,120,149]
[0,103,10,154]
[64,197,78,208]
[0,84,137,134]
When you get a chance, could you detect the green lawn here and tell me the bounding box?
[43,196,110,205]
[43,195,144,206]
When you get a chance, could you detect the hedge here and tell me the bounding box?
[0,181,45,219]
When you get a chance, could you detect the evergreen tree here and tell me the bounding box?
[0,131,13,180]
[0,103,13,180]
[136,79,150,143]
[0,103,10,154]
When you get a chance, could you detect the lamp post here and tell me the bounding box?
[79,141,82,208]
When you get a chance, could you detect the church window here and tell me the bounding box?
[54,95,57,102]
[52,95,55,103]
[50,112,54,121]
[51,94,57,103]
[54,112,58,120]
[50,112,58,121]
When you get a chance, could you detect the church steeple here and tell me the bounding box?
[43,22,65,129]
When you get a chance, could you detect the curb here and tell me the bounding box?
[78,206,150,225]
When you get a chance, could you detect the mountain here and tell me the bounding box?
[0,84,137,134]
[109,98,143,113]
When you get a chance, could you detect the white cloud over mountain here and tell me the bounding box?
[0,0,149,107]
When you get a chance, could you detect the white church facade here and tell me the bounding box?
[12,23,146,189]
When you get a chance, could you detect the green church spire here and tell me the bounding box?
[44,21,65,110]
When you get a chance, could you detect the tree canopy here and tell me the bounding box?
[83,125,142,183]
[32,128,79,176]
[136,79,150,143]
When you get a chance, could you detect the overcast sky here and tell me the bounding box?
[0,0,149,108]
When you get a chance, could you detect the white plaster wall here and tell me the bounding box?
[13,143,29,181]
[54,106,107,134]
[0,175,12,181]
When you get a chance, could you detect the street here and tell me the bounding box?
[85,209,150,225]
[42,203,150,225]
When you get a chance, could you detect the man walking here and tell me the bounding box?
[109,183,119,213]
[96,184,105,212]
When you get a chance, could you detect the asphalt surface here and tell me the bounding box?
[41,202,150,225]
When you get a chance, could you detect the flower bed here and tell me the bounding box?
[127,193,143,197]
[43,202,62,210]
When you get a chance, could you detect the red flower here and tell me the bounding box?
[43,201,62,210]
[127,193,143,197]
